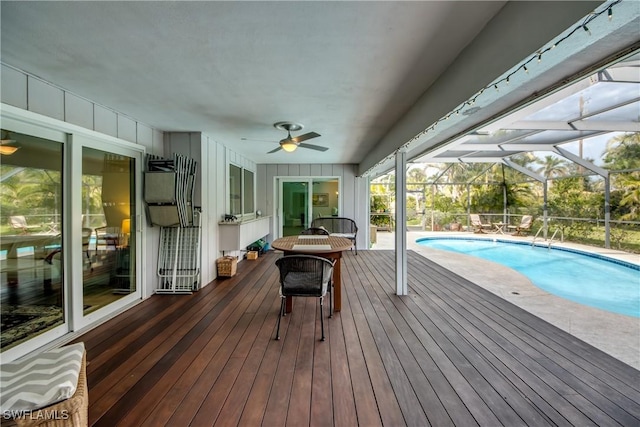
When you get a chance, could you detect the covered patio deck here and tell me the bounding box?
[75,250,640,426]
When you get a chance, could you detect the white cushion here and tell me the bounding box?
[0,342,84,412]
[330,233,355,239]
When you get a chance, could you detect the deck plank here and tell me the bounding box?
[74,250,640,427]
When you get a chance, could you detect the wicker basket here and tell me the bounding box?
[246,251,258,260]
[216,256,237,277]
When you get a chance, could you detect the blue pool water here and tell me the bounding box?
[416,237,640,318]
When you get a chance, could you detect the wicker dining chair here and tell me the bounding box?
[274,255,335,341]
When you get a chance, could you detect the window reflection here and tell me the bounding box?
[243,169,254,214]
[0,129,63,352]
[229,164,255,217]
[82,149,136,314]
[229,164,242,216]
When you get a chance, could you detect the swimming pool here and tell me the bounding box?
[416,237,640,318]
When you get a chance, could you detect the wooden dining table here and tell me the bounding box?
[270,235,353,312]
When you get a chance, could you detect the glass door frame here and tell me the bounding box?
[276,176,341,238]
[71,134,144,331]
[0,112,69,361]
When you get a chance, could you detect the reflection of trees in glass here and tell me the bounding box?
[82,174,104,227]
[1,166,61,219]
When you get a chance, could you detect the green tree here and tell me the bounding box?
[602,133,640,220]
[535,155,569,179]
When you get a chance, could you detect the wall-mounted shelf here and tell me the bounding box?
[218,216,271,252]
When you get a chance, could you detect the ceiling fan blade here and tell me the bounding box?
[291,132,320,143]
[241,137,277,143]
[267,146,282,154]
[299,143,328,152]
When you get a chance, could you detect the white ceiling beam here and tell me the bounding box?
[554,146,609,178]
[503,159,545,182]
[477,78,596,133]
[456,144,506,151]
[499,143,565,151]
[569,120,640,132]
[505,120,574,130]
[430,157,510,163]
[458,141,565,155]
[600,67,640,83]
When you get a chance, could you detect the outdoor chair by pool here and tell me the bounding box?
[310,217,358,254]
[508,215,533,235]
[470,214,492,234]
[300,227,330,236]
[9,215,40,234]
[274,255,335,341]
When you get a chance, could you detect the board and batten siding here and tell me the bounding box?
[257,163,368,250]
[191,134,259,284]
[1,64,163,151]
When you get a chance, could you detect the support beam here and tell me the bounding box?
[554,146,610,248]
[604,176,611,248]
[395,150,407,296]
[543,181,548,240]
[554,146,609,178]
[503,159,549,237]
[503,159,545,183]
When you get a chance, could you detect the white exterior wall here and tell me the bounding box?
[164,132,259,286]
[1,62,369,295]
[257,163,368,251]
[1,63,164,298]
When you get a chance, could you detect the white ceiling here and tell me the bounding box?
[1,1,619,169]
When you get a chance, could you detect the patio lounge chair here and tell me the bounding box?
[470,214,492,234]
[275,255,335,341]
[9,215,40,234]
[508,215,533,236]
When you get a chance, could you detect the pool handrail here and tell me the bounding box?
[531,226,564,249]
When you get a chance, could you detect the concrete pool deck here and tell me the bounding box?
[371,230,640,370]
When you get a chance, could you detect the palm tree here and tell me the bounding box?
[602,132,640,220]
[535,155,569,179]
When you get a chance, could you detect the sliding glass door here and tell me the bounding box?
[73,136,141,330]
[0,127,66,353]
[278,178,340,237]
[0,113,143,359]
[81,148,137,316]
[281,181,309,236]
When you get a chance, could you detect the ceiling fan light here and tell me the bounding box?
[281,141,298,152]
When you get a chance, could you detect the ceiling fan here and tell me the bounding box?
[262,122,328,154]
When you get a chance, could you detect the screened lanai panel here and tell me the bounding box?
[583,101,640,123]
[461,129,540,145]
[462,151,521,159]
[415,50,639,165]
[507,129,605,146]
[522,81,640,123]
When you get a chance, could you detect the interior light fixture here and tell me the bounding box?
[280,140,298,152]
[0,132,20,155]
[0,146,19,155]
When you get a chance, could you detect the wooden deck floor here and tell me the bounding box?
[75,250,640,427]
